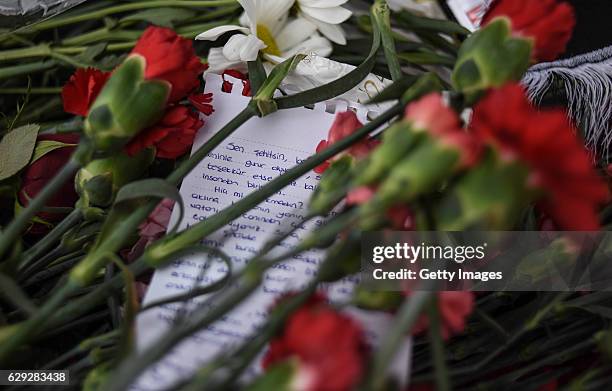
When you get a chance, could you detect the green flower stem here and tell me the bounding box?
[368,290,433,390]
[0,61,57,80]
[0,87,63,94]
[0,143,89,261]
[0,44,51,61]
[0,273,37,316]
[373,0,402,81]
[40,118,84,134]
[42,330,120,370]
[0,282,76,364]
[103,211,356,391]
[29,1,238,31]
[427,297,451,391]
[20,209,83,273]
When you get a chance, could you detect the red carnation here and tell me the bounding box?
[61,68,111,116]
[471,83,608,230]
[19,134,80,234]
[409,291,475,340]
[315,111,376,174]
[263,293,367,391]
[405,93,481,168]
[131,26,206,103]
[125,106,203,159]
[482,0,575,62]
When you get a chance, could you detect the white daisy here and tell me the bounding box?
[295,0,352,45]
[197,0,333,74]
[196,0,293,72]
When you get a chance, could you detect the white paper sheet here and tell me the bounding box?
[133,75,411,390]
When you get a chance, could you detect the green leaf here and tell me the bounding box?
[247,58,267,96]
[121,8,196,28]
[275,13,381,110]
[115,178,184,234]
[373,0,402,81]
[31,140,77,163]
[0,124,39,181]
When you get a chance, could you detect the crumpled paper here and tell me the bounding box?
[0,0,87,30]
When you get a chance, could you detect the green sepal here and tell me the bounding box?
[376,136,461,203]
[309,155,354,216]
[353,122,419,186]
[85,55,170,151]
[452,18,532,98]
[433,148,539,230]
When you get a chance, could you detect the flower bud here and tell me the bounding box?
[433,149,536,230]
[452,19,531,97]
[374,139,464,205]
[309,156,354,216]
[84,56,170,151]
[76,148,154,208]
[353,122,417,186]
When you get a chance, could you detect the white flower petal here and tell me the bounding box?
[238,0,258,31]
[302,14,346,45]
[298,0,348,8]
[206,47,247,74]
[223,34,247,61]
[257,0,294,35]
[239,34,267,61]
[195,25,249,41]
[276,18,318,52]
[300,5,351,24]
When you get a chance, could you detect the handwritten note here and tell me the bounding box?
[133,75,411,390]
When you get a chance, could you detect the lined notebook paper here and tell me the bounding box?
[133,74,411,390]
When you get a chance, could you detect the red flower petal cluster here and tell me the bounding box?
[61,68,111,117]
[188,93,214,115]
[125,106,203,159]
[471,83,608,230]
[131,26,206,103]
[315,111,377,174]
[405,93,481,168]
[410,291,475,340]
[482,0,575,62]
[263,293,367,391]
[61,27,212,160]
[19,134,80,234]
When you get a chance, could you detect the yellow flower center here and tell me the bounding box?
[256,24,281,56]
